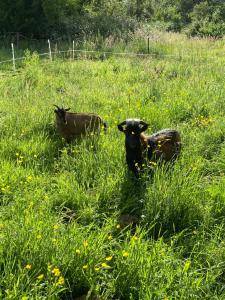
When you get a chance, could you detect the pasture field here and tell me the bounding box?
[0,34,225,299]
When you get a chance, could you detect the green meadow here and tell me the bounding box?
[0,33,225,299]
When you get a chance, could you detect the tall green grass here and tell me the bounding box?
[0,34,225,299]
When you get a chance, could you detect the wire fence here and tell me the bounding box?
[0,40,224,76]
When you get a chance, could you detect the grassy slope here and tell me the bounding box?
[0,34,225,299]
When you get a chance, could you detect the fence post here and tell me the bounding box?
[147,37,150,54]
[48,39,52,61]
[72,40,75,60]
[11,43,16,71]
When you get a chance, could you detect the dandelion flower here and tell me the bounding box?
[75,249,81,255]
[16,153,19,156]
[116,224,120,229]
[82,265,88,270]
[107,235,113,240]
[94,266,101,271]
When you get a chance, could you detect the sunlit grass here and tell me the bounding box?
[0,33,225,299]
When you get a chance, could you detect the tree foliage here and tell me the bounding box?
[0,0,224,37]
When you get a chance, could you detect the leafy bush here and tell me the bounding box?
[187,1,225,37]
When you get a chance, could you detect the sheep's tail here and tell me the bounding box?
[103,121,107,133]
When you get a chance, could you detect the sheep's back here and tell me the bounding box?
[149,128,181,161]
[62,113,102,139]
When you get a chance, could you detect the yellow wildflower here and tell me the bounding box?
[53,224,59,230]
[21,296,28,300]
[94,266,101,271]
[82,265,88,270]
[37,274,44,280]
[25,264,32,270]
[52,267,61,277]
[116,224,120,229]
[57,276,65,285]
[122,251,129,257]
[105,256,112,261]
[16,153,19,156]
[26,176,32,181]
[37,234,42,239]
[75,249,81,255]
[108,235,113,240]
[101,262,110,268]
[83,240,88,247]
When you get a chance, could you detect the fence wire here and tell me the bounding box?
[0,47,224,77]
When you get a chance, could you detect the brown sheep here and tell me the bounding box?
[118,118,181,176]
[54,105,107,142]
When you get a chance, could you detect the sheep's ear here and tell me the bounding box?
[65,107,71,111]
[118,121,126,132]
[53,104,60,110]
[139,121,149,132]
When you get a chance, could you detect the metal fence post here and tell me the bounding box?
[48,39,52,61]
[11,43,16,71]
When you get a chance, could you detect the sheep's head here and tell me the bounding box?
[54,105,70,124]
[118,119,149,149]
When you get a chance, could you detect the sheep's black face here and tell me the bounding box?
[125,132,141,149]
[118,119,149,149]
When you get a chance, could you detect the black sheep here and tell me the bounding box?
[118,119,181,176]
